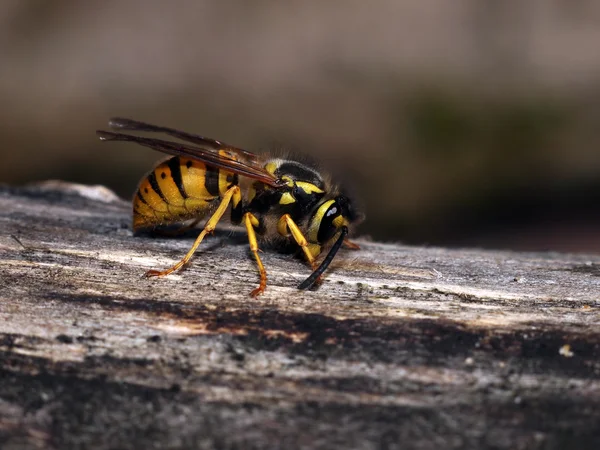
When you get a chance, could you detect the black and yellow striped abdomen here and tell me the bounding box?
[133,155,238,231]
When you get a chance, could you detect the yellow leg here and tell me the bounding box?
[277,214,318,271]
[244,212,267,297]
[146,186,241,277]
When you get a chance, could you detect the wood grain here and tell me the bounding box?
[1,181,599,450]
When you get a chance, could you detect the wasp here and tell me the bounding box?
[97,118,362,296]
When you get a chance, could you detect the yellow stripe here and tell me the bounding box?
[138,178,169,213]
[154,165,185,207]
[133,194,157,219]
[180,158,216,200]
[152,165,190,217]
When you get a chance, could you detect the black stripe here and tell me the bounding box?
[204,166,220,196]
[168,157,188,199]
[148,172,168,203]
[137,190,148,205]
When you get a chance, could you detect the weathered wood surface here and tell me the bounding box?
[0,181,599,450]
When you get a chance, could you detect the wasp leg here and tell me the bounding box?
[277,214,318,271]
[343,239,360,250]
[146,186,241,277]
[243,212,267,297]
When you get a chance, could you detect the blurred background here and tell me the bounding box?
[1,0,599,253]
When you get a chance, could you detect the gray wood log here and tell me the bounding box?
[1,181,599,450]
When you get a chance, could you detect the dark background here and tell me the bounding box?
[1,1,599,252]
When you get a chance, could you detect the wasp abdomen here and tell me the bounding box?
[133,155,238,231]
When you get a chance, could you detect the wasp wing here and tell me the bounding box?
[97,130,284,188]
[107,117,259,164]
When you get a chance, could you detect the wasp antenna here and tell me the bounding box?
[108,117,156,131]
[109,117,132,128]
[96,130,142,142]
[298,226,348,290]
[96,130,120,141]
